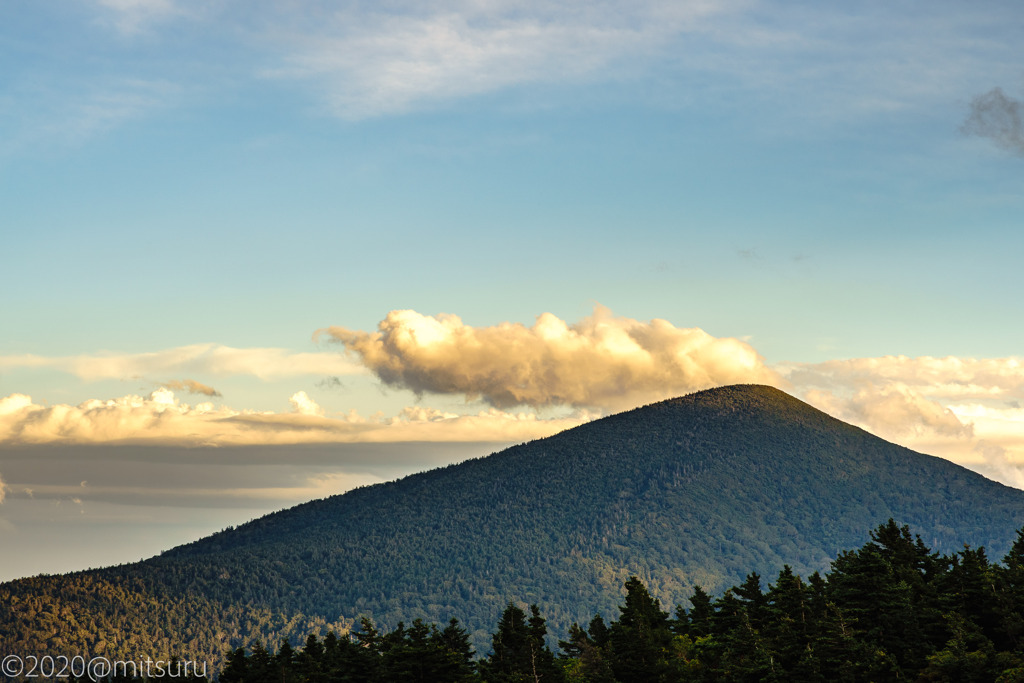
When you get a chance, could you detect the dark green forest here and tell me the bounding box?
[32,520,1024,682]
[4,386,1024,671]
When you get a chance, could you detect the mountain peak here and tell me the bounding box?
[4,383,1024,664]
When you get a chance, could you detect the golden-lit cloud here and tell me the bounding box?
[802,384,971,441]
[0,344,364,381]
[5,308,1024,491]
[783,356,1024,487]
[159,379,221,397]
[318,306,779,411]
[0,390,587,447]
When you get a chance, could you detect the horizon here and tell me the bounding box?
[3,0,1024,581]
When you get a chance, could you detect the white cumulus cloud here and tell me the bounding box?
[289,391,324,417]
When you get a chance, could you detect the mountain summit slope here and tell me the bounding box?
[3,384,1024,660]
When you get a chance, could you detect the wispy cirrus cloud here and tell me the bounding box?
[9,0,1013,130]
[319,305,779,411]
[91,0,187,34]
[248,0,1024,122]
[260,0,738,118]
[0,77,181,159]
[0,343,364,382]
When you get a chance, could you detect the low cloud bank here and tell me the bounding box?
[0,390,587,447]
[785,356,1024,487]
[4,304,1024,489]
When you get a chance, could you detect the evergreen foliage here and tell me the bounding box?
[202,521,1024,681]
[33,521,1024,682]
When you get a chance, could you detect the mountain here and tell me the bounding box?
[3,384,1024,664]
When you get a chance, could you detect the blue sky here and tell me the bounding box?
[2,0,1024,579]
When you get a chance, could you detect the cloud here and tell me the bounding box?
[0,343,364,382]
[159,379,222,397]
[783,356,1024,486]
[0,390,588,447]
[6,327,1024,488]
[93,0,184,34]
[316,376,346,390]
[96,0,176,11]
[259,0,738,118]
[962,87,1024,156]
[803,384,972,441]
[0,472,6,505]
[783,356,1024,400]
[10,0,1013,134]
[318,306,779,410]
[289,391,324,417]
[244,0,1024,122]
[2,78,181,158]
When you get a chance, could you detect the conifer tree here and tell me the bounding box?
[998,529,1024,649]
[249,642,274,683]
[220,647,249,683]
[275,640,297,683]
[558,623,614,683]
[587,614,610,649]
[764,565,811,679]
[346,618,385,681]
[712,589,770,682]
[608,577,673,682]
[437,618,478,681]
[943,547,999,637]
[295,634,325,683]
[483,603,562,682]
[734,572,768,632]
[686,586,715,639]
[828,538,921,676]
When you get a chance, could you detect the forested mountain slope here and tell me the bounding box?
[3,384,1023,664]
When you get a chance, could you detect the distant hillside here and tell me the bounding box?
[3,384,1024,664]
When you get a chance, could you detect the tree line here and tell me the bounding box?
[202,519,1024,681]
